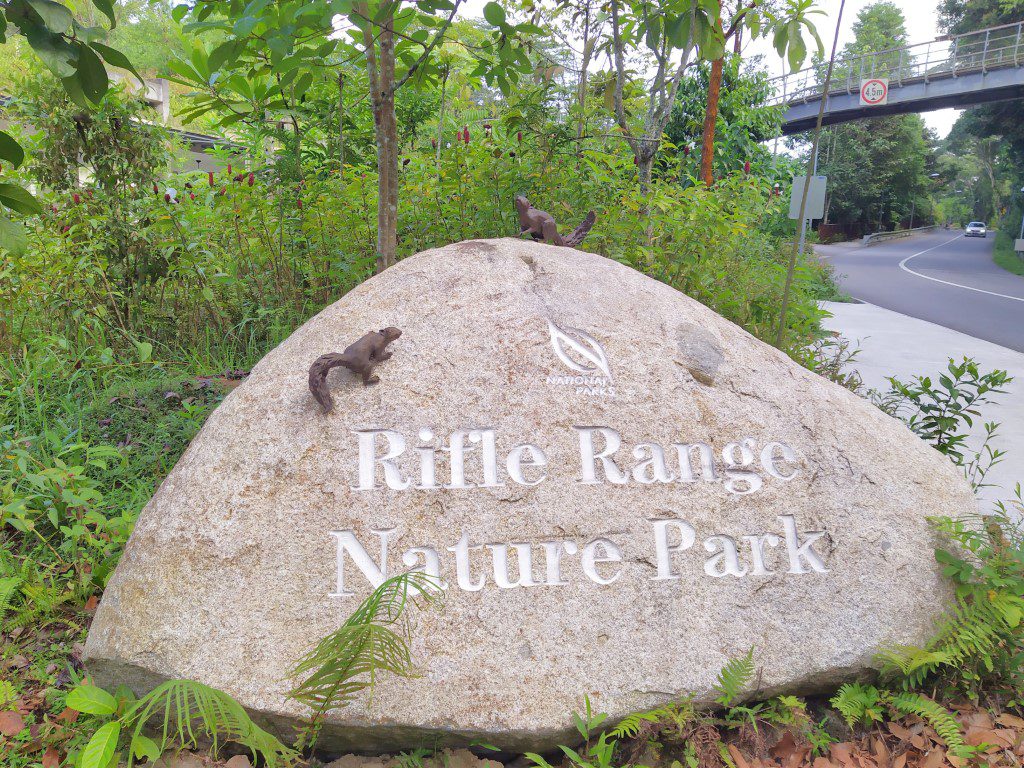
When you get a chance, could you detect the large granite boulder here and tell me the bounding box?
[84,238,971,753]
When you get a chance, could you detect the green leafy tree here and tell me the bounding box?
[812,2,933,234]
[936,0,1024,238]
[939,0,1024,35]
[0,0,140,253]
[608,0,822,193]
[667,55,786,180]
[171,0,537,272]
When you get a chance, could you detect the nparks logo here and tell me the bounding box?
[545,320,616,398]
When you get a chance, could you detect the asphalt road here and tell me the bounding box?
[817,231,1024,352]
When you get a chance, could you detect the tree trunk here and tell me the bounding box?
[699,56,723,186]
[436,67,448,169]
[364,11,399,272]
[338,71,346,174]
[638,154,654,194]
[576,3,594,151]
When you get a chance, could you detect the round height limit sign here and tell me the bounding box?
[859,77,889,107]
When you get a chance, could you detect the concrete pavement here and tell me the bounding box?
[822,300,1024,507]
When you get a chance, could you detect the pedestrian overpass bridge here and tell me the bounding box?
[772,21,1024,135]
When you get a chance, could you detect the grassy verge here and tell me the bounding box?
[994,225,1024,276]
[995,210,1024,276]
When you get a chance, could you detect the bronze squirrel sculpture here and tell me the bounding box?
[515,195,596,247]
[308,327,402,413]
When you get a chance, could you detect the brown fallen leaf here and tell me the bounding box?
[892,753,907,768]
[42,746,60,768]
[965,727,1010,751]
[0,710,26,737]
[960,711,994,730]
[224,757,251,768]
[83,596,99,611]
[872,735,890,765]
[920,749,945,768]
[996,713,1024,729]
[54,708,79,724]
[728,743,752,768]
[771,731,799,760]
[830,743,856,767]
[888,722,913,741]
[813,757,835,768]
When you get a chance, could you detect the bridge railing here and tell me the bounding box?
[769,20,1024,106]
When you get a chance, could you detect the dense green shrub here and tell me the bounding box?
[3,128,831,359]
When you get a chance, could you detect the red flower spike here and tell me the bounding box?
[153,183,159,194]
[72,193,81,205]
[744,160,751,174]
[51,204,59,214]
[463,129,470,144]
[248,172,254,186]
[684,145,690,156]
[517,131,522,142]
[227,164,232,175]
[208,171,215,187]
[190,192,196,200]
[297,199,303,210]
[164,193,170,203]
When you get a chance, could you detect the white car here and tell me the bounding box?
[965,221,987,237]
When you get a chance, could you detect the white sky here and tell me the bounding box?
[459,0,962,138]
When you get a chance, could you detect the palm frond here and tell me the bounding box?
[121,679,297,768]
[287,571,443,715]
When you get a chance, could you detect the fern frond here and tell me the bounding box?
[888,693,971,758]
[0,577,21,623]
[829,683,882,727]
[714,648,755,706]
[879,590,1024,688]
[609,702,690,739]
[121,679,297,768]
[287,571,443,715]
[876,646,953,688]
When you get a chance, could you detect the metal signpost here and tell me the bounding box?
[789,175,827,221]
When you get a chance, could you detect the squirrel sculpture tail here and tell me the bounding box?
[564,210,596,247]
[308,352,353,413]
